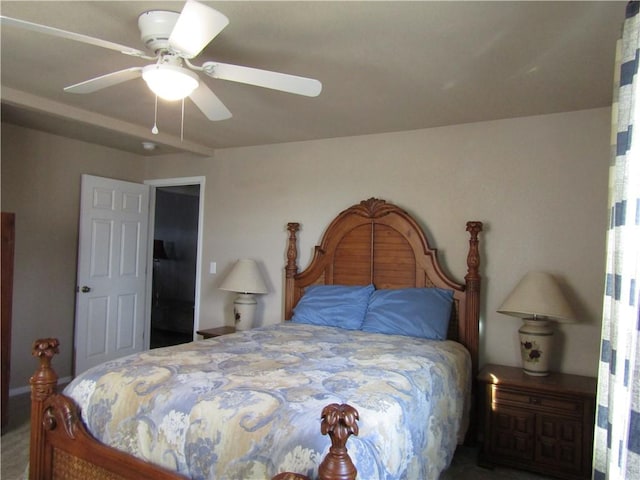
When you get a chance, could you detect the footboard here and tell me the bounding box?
[30,339,187,480]
[29,339,359,480]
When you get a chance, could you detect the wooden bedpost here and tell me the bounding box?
[463,221,482,378]
[318,403,359,480]
[30,338,60,480]
[284,222,300,320]
[463,222,482,445]
[272,402,358,480]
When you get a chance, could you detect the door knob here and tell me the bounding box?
[80,286,91,293]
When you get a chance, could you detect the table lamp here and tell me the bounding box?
[219,259,268,330]
[497,271,575,376]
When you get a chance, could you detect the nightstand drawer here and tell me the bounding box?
[493,387,583,415]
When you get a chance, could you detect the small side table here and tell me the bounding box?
[478,364,596,479]
[196,326,236,339]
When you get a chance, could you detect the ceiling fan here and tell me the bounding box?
[0,0,322,121]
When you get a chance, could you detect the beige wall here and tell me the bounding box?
[1,123,146,387]
[151,107,611,377]
[2,106,610,390]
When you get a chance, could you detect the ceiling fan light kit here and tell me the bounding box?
[142,64,199,101]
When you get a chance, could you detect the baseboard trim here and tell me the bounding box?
[9,376,73,397]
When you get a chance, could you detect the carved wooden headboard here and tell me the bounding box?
[283,198,482,377]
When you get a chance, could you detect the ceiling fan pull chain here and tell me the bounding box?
[152,95,159,135]
[181,98,185,142]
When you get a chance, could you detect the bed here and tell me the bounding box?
[28,197,482,480]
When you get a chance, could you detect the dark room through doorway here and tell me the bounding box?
[150,184,200,349]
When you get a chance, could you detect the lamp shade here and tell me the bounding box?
[142,64,199,101]
[497,271,575,323]
[219,259,268,294]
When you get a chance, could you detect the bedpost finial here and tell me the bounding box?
[30,338,60,400]
[318,403,359,480]
[466,221,483,238]
[32,338,60,363]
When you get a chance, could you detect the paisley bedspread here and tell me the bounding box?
[64,323,470,480]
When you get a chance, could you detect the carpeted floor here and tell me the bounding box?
[1,392,30,480]
[1,391,552,479]
[441,445,551,479]
[1,421,29,480]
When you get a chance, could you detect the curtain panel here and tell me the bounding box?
[593,2,640,479]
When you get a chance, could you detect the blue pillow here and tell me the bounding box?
[292,284,375,330]
[361,288,454,340]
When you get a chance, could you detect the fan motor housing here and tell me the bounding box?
[138,10,179,53]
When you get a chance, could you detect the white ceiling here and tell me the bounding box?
[0,1,626,157]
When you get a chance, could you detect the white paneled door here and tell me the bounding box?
[74,175,150,375]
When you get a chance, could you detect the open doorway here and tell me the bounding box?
[146,177,205,349]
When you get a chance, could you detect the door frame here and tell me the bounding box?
[144,176,205,349]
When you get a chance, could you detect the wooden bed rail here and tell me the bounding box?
[30,338,359,480]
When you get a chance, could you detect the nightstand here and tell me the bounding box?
[478,364,597,479]
[196,326,236,339]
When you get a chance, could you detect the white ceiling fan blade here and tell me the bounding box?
[64,68,143,94]
[169,1,229,59]
[0,16,154,60]
[202,62,322,97]
[189,83,232,121]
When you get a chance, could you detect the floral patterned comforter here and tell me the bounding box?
[64,323,470,479]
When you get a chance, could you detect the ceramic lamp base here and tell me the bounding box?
[233,293,257,331]
[519,319,553,376]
